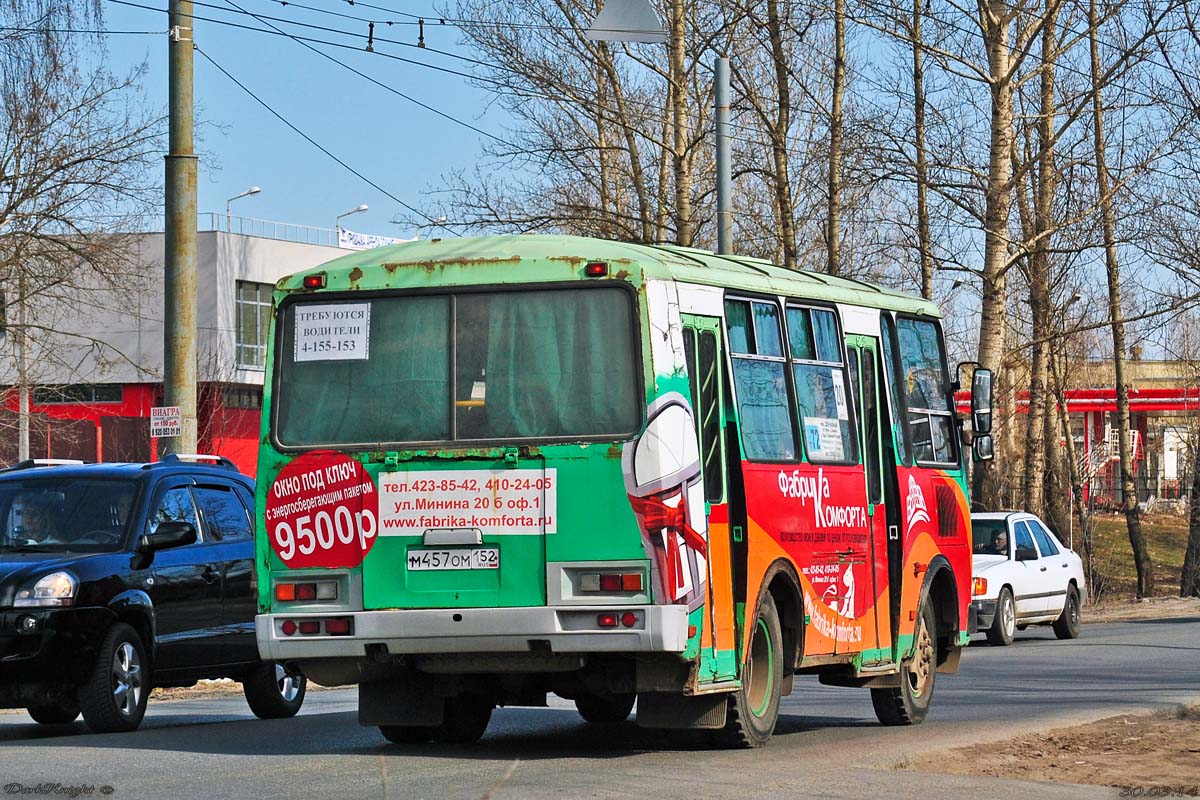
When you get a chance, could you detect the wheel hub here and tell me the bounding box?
[908,617,934,698]
[276,663,300,703]
[112,642,142,718]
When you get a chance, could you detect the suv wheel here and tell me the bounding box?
[78,623,149,733]
[27,698,80,725]
[243,661,307,719]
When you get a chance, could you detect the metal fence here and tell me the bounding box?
[200,213,339,247]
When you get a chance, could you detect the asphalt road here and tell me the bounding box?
[1,617,1197,800]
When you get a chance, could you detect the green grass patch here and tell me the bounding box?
[1089,513,1189,599]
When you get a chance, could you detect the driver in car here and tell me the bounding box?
[990,529,1008,556]
[20,498,63,544]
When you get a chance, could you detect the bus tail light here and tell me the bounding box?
[302,274,326,289]
[281,620,297,636]
[298,620,320,635]
[973,577,988,596]
[597,613,619,628]
[580,572,643,593]
[584,261,608,277]
[620,612,638,628]
[275,581,338,602]
[324,617,353,636]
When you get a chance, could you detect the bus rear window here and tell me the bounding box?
[274,286,641,447]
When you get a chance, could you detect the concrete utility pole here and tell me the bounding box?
[164,0,198,455]
[715,56,732,255]
[17,270,29,460]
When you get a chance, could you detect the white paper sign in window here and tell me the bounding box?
[804,416,845,461]
[294,303,371,362]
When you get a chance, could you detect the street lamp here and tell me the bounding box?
[225,186,261,230]
[336,204,369,233]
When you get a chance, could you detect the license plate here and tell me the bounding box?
[406,547,500,571]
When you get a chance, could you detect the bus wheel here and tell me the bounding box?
[379,724,434,744]
[575,692,635,723]
[714,592,783,748]
[872,602,936,726]
[431,695,493,744]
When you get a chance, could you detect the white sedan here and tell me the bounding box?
[970,512,1086,646]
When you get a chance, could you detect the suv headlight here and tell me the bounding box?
[14,571,78,607]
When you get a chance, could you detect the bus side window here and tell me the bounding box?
[879,313,910,465]
[786,306,855,464]
[698,330,725,503]
[684,328,700,438]
[896,318,956,465]
[724,299,796,461]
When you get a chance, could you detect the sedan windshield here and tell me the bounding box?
[0,478,138,552]
[972,518,1010,556]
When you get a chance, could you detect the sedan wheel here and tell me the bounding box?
[986,588,1015,646]
[1053,587,1082,640]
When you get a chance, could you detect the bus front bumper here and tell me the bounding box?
[256,605,689,660]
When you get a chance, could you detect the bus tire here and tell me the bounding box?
[431,695,493,744]
[871,601,936,726]
[379,724,434,744]
[243,661,307,719]
[714,591,783,749]
[575,692,635,723]
[1053,586,1081,640]
[986,587,1015,646]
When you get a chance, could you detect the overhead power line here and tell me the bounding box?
[194,44,455,234]
[221,0,518,148]
[104,0,516,89]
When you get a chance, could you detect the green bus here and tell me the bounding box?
[254,234,991,747]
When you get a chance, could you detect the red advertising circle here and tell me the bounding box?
[264,450,380,569]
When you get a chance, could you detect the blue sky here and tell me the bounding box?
[102,0,506,239]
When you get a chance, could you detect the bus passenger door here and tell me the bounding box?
[681,315,738,682]
[845,336,892,665]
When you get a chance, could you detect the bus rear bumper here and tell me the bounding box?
[256,605,689,660]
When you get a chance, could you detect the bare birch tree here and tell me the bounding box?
[0,2,162,460]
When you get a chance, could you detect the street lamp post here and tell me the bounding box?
[225,186,261,230]
[336,204,369,241]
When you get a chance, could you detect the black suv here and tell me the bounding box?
[0,455,306,733]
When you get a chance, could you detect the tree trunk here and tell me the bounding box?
[826,0,845,275]
[767,0,798,269]
[668,0,692,246]
[1023,5,1058,517]
[1050,354,1097,595]
[1089,0,1153,597]
[595,61,612,238]
[972,0,1016,509]
[912,0,933,300]
[1183,426,1200,597]
[595,42,653,242]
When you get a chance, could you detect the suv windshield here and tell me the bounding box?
[0,478,138,552]
[275,286,642,448]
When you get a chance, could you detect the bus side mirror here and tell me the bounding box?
[973,434,994,462]
[971,368,993,435]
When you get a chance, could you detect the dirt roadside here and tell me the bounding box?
[906,705,1200,791]
[1084,595,1200,623]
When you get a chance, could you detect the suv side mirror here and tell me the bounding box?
[1016,545,1038,562]
[139,521,197,552]
[971,368,993,435]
